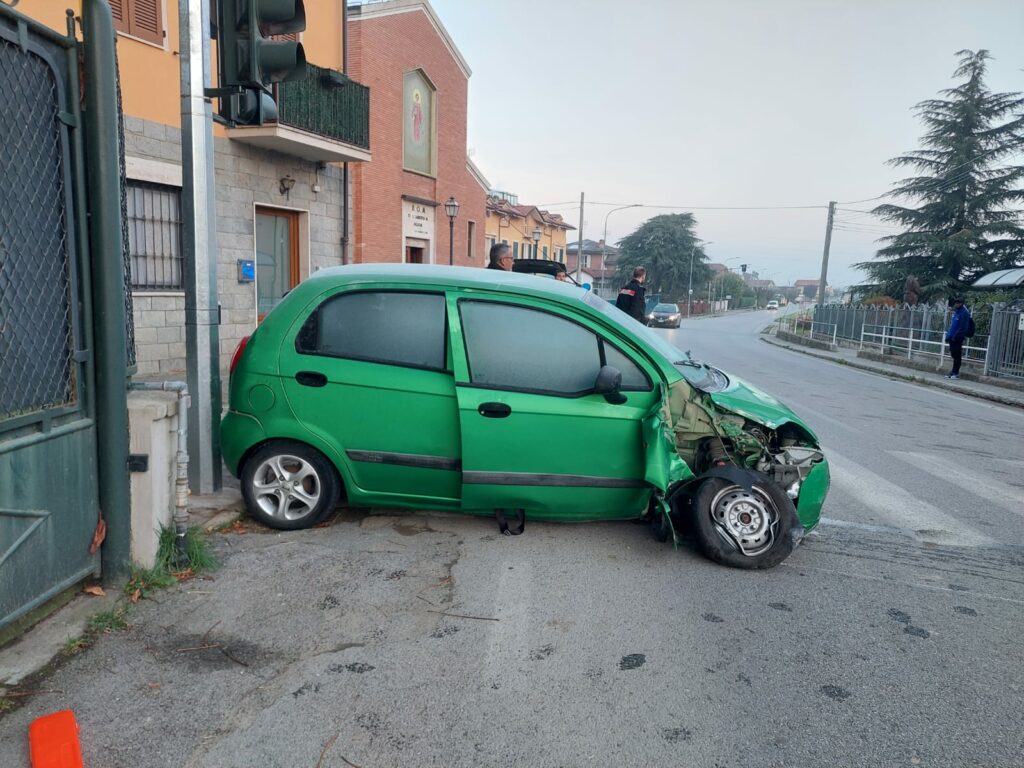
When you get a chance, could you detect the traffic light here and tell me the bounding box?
[216,0,307,125]
[740,264,748,273]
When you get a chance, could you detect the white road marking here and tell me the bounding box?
[893,451,1024,517]
[826,451,995,547]
[484,558,533,677]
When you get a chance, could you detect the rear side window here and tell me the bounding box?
[459,301,651,395]
[297,291,447,371]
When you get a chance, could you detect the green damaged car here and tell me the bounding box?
[221,265,830,569]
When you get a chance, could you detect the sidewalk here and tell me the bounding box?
[760,333,1024,409]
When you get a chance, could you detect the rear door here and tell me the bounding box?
[449,295,661,521]
[278,288,461,507]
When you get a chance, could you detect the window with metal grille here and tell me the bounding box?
[126,181,183,291]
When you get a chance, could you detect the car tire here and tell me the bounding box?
[691,477,799,569]
[241,440,341,530]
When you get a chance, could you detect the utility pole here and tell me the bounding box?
[576,192,585,284]
[816,201,836,307]
[180,0,222,492]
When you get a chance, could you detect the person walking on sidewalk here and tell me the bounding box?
[615,266,647,322]
[944,297,972,380]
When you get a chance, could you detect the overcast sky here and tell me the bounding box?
[429,0,1024,287]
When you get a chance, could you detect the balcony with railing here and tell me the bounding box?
[225,63,371,163]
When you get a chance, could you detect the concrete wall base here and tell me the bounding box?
[127,391,180,568]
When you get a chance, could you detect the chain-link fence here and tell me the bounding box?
[0,35,77,420]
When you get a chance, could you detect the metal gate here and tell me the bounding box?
[985,304,1024,380]
[0,8,101,630]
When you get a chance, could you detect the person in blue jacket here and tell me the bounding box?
[944,297,971,380]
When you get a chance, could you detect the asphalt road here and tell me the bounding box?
[1,311,1022,768]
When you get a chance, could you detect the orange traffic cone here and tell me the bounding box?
[28,710,84,768]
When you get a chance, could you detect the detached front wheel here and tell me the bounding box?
[691,477,799,569]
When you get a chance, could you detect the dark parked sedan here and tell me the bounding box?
[646,303,682,328]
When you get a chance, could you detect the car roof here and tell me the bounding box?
[303,263,586,302]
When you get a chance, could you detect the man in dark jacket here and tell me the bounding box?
[487,243,513,270]
[944,297,971,380]
[615,267,647,322]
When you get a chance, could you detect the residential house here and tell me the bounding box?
[17,0,372,375]
[795,278,831,301]
[565,239,620,297]
[484,194,575,263]
[347,0,487,266]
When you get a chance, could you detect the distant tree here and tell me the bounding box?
[711,271,748,304]
[855,50,1024,302]
[615,214,709,300]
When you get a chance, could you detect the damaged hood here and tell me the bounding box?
[707,375,819,441]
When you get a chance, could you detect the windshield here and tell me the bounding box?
[583,293,728,391]
[654,304,678,312]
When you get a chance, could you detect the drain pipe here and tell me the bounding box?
[129,381,191,567]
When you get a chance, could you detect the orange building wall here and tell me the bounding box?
[15,0,345,131]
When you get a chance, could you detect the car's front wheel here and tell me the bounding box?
[691,477,799,569]
[241,441,341,530]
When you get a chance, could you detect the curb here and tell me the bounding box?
[759,334,1024,410]
[201,509,244,532]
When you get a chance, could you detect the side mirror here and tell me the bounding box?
[594,365,626,405]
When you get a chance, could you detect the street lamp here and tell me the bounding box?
[532,227,542,260]
[687,240,712,318]
[444,196,459,266]
[600,203,641,291]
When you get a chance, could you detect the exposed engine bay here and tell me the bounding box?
[664,378,825,504]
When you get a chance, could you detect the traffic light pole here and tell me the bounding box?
[180,0,222,493]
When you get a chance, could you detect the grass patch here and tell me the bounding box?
[86,607,128,634]
[125,565,177,600]
[62,635,91,656]
[157,525,217,574]
[0,697,14,715]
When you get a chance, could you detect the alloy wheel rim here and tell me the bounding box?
[252,454,322,521]
[709,485,778,557]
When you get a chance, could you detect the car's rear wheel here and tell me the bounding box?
[241,441,340,530]
[691,477,798,569]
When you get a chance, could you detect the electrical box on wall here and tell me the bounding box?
[237,259,255,283]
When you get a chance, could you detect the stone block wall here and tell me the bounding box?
[123,116,348,375]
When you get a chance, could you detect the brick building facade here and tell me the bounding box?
[348,0,487,266]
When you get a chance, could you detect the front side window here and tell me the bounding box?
[459,302,650,395]
[298,291,446,371]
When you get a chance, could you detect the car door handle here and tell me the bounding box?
[295,371,327,388]
[478,402,511,418]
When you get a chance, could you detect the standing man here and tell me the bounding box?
[944,297,971,380]
[488,243,513,271]
[615,266,647,322]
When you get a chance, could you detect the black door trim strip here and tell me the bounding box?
[463,471,647,489]
[346,450,461,472]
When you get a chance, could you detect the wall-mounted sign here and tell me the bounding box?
[237,259,255,283]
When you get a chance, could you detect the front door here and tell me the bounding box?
[255,207,300,320]
[450,296,661,521]
[278,288,461,507]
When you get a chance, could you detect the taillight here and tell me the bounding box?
[229,335,250,376]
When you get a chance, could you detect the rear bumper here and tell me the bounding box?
[220,410,266,477]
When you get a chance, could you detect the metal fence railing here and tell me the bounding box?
[985,305,1024,380]
[859,324,988,368]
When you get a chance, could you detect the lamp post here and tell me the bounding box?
[444,196,459,265]
[601,203,640,295]
[687,240,712,318]
[532,226,542,260]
